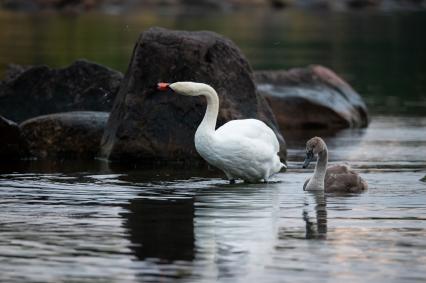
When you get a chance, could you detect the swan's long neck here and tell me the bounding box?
[311,147,328,189]
[196,87,219,135]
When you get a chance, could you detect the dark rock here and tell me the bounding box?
[254,65,369,129]
[20,111,109,159]
[347,0,381,9]
[270,0,294,9]
[0,59,123,123]
[101,27,286,165]
[0,115,29,160]
[3,64,32,82]
[0,0,103,11]
[0,0,39,11]
[421,175,426,182]
[180,0,234,10]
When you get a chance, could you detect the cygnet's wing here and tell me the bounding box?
[326,164,350,175]
[215,119,280,153]
[325,165,367,193]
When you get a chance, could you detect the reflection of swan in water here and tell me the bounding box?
[122,197,195,262]
[303,191,327,240]
[303,137,368,193]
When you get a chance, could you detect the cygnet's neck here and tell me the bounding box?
[310,147,328,190]
[196,86,219,136]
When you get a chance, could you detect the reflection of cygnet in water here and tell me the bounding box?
[303,191,327,240]
[302,137,368,193]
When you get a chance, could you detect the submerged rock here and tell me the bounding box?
[255,65,369,129]
[0,115,28,159]
[20,111,109,159]
[0,59,122,123]
[101,27,286,165]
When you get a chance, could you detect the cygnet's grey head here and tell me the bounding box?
[303,137,327,168]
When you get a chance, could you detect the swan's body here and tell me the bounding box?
[302,137,367,193]
[158,82,285,183]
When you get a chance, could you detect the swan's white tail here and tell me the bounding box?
[273,157,286,174]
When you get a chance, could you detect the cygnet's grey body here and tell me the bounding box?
[303,137,368,193]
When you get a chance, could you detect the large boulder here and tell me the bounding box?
[20,111,109,159]
[0,115,28,160]
[0,59,123,123]
[101,27,286,165]
[254,65,369,129]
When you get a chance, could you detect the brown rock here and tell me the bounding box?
[255,65,369,129]
[101,27,286,165]
[20,111,109,159]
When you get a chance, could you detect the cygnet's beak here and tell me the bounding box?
[302,151,314,168]
[157,82,171,91]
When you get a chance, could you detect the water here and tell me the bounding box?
[1,117,425,283]
[1,7,426,283]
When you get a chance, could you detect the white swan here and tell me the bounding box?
[158,82,285,183]
[302,137,368,193]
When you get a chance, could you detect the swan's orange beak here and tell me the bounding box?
[157,82,170,91]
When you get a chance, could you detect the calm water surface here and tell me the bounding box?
[0,7,426,283]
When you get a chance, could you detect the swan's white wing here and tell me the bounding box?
[215,134,276,163]
[209,131,278,180]
[194,119,283,181]
[212,119,282,176]
[215,119,280,153]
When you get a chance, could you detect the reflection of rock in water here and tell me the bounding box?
[0,159,110,174]
[123,197,195,262]
[303,191,327,240]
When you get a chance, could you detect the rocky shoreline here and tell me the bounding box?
[0,27,369,165]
